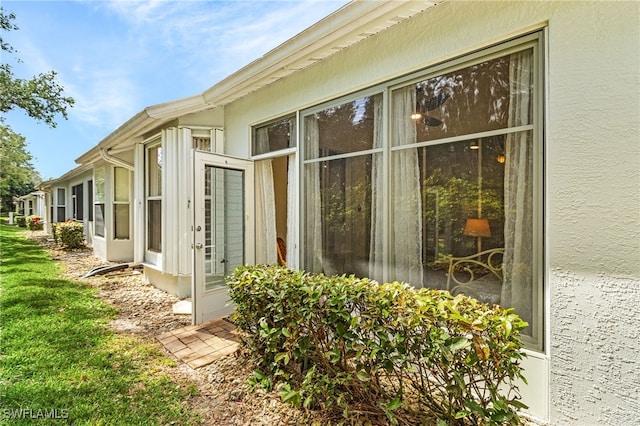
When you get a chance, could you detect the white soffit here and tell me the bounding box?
[75,94,207,164]
[46,163,93,185]
[202,0,443,106]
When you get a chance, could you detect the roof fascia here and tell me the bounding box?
[75,94,208,165]
[202,0,441,106]
[40,163,93,188]
[17,191,45,200]
[74,1,442,167]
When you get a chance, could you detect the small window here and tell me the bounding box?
[252,115,296,156]
[88,180,94,221]
[113,167,130,239]
[146,143,162,253]
[94,168,105,237]
[193,137,211,151]
[72,183,84,221]
[94,205,105,238]
[55,188,66,222]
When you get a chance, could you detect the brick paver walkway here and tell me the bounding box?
[157,318,240,369]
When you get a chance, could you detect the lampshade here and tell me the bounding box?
[463,218,491,237]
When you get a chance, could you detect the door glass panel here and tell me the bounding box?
[147,200,161,252]
[204,165,245,291]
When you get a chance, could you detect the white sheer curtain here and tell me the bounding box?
[286,153,298,268]
[255,128,278,264]
[390,87,424,286]
[369,95,384,282]
[501,50,534,327]
[305,116,323,273]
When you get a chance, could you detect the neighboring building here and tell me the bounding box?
[45,1,640,424]
[14,191,46,218]
[39,164,95,245]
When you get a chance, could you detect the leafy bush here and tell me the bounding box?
[228,265,528,425]
[56,220,85,249]
[26,215,44,230]
[15,215,26,227]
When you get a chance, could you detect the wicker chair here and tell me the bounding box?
[276,237,287,266]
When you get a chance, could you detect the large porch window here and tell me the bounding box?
[303,93,382,278]
[302,37,542,349]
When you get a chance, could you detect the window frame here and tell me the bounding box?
[300,89,385,280]
[251,113,297,157]
[88,180,94,222]
[299,33,544,351]
[113,167,130,240]
[94,167,106,238]
[72,183,84,221]
[55,187,66,222]
[145,139,163,261]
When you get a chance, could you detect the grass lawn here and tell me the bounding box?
[0,222,202,425]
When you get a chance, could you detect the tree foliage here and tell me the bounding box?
[0,125,40,212]
[0,7,74,128]
[0,8,74,212]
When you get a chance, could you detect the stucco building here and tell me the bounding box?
[41,2,640,423]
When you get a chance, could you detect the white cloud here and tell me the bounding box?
[90,0,348,85]
[6,37,55,78]
[9,0,348,136]
[65,69,140,130]
[4,7,141,131]
[4,0,348,179]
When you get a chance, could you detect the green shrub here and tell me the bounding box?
[26,215,44,230]
[228,265,528,425]
[56,221,85,249]
[15,215,26,227]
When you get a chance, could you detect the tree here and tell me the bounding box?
[0,8,74,128]
[0,125,41,212]
[0,8,74,212]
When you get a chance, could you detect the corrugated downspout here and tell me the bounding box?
[100,148,134,171]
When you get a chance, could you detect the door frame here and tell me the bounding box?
[192,151,254,325]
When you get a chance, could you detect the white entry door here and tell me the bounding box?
[192,151,254,325]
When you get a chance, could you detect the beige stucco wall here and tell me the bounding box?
[178,107,224,128]
[541,4,639,426]
[223,1,640,424]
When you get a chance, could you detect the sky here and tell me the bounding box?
[2,0,350,180]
